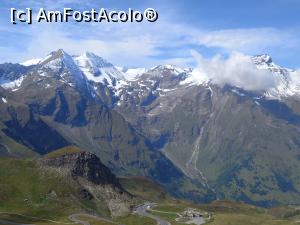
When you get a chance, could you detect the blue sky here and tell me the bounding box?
[0,0,299,68]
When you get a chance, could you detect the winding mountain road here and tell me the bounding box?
[0,206,171,225]
[134,203,171,225]
[68,214,89,225]
[68,213,119,225]
[0,212,118,225]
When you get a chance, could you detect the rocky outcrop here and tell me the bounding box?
[42,152,122,186]
[40,151,135,217]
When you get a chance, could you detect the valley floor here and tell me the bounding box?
[1,201,300,225]
[1,155,300,225]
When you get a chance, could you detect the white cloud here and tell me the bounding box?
[16,24,299,68]
[195,28,299,53]
[16,23,162,67]
[3,6,299,69]
[190,50,278,91]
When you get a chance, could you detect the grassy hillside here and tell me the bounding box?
[119,176,171,203]
[1,151,300,225]
[0,157,110,221]
[0,156,158,225]
[150,201,299,225]
[44,145,83,158]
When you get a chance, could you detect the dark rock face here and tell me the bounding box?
[40,151,134,217]
[71,152,122,188]
[80,189,94,200]
[42,152,123,189]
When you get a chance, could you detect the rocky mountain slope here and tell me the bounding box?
[0,49,212,204]
[114,55,300,207]
[0,147,131,220]
[1,49,300,206]
[40,147,134,217]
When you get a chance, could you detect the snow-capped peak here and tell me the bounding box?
[4,50,300,100]
[252,54,273,65]
[39,49,70,66]
[178,53,300,99]
[149,64,187,76]
[73,52,124,85]
[38,49,80,75]
[250,54,297,98]
[252,54,292,75]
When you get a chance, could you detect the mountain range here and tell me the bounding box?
[1,49,300,207]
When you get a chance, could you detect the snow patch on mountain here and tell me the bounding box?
[0,76,24,91]
[39,54,53,65]
[231,89,246,97]
[21,58,42,66]
[39,50,81,75]
[150,65,187,75]
[180,68,209,86]
[118,67,147,81]
[1,97,7,103]
[73,52,124,86]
